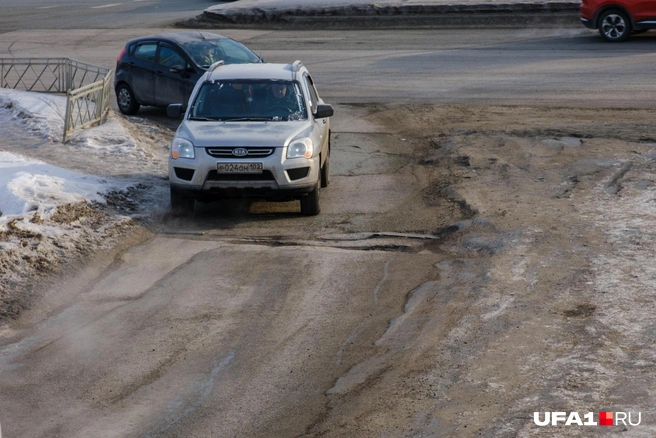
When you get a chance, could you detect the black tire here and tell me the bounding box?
[116,83,140,115]
[320,151,330,188]
[598,10,631,42]
[170,187,194,216]
[300,170,320,216]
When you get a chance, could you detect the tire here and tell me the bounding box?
[116,83,140,115]
[300,170,320,216]
[170,187,194,216]
[320,150,330,188]
[598,10,631,42]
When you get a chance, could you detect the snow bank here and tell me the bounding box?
[0,151,112,222]
[0,88,169,320]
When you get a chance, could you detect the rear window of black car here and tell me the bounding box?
[132,43,157,63]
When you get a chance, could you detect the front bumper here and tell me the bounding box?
[170,183,318,202]
[169,146,320,201]
[580,17,596,29]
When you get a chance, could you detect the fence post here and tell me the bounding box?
[61,58,66,92]
[59,59,64,92]
[96,87,102,122]
[63,89,72,143]
[59,58,70,93]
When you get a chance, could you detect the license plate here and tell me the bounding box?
[217,162,263,174]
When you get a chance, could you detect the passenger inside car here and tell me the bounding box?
[219,83,254,113]
[187,43,220,67]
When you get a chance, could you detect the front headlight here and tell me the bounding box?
[287,138,313,159]
[171,138,195,159]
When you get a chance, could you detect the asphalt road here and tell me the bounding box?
[2,7,656,438]
[243,28,656,108]
[4,27,656,112]
[0,0,233,32]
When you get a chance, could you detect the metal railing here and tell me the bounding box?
[0,58,113,142]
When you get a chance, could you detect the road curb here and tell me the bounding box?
[178,2,580,29]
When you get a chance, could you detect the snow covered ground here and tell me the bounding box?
[207,0,562,10]
[0,150,110,220]
[205,0,577,15]
[0,88,172,320]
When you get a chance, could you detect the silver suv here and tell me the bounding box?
[167,61,333,215]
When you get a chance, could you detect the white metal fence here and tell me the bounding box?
[0,58,113,142]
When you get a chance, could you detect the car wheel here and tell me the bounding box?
[300,170,320,216]
[598,10,631,42]
[320,150,330,188]
[116,83,140,115]
[170,187,194,216]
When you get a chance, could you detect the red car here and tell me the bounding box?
[581,0,656,41]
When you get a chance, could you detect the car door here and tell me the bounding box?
[631,0,656,22]
[154,43,199,107]
[128,41,158,105]
[303,73,330,158]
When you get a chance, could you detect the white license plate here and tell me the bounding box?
[217,162,263,174]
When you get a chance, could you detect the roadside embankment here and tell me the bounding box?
[179,1,580,29]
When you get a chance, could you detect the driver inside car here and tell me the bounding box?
[261,83,299,117]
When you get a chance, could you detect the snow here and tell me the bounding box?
[208,0,495,10]
[0,151,110,221]
[206,0,574,13]
[0,88,64,141]
[0,89,132,227]
[0,87,172,319]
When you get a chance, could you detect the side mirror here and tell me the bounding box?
[169,64,184,74]
[314,104,333,119]
[167,103,184,118]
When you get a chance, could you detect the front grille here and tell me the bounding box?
[206,170,275,181]
[206,147,275,158]
[286,167,310,181]
[174,167,195,181]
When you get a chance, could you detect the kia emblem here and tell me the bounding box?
[232,148,248,157]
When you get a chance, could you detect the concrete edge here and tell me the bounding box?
[177,3,581,29]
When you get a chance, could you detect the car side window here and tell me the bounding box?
[304,74,320,114]
[158,45,185,68]
[133,43,157,63]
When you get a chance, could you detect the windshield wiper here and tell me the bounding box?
[225,117,272,122]
[188,116,216,121]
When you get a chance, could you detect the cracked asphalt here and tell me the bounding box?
[2,102,656,437]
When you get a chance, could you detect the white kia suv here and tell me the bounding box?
[167,60,333,215]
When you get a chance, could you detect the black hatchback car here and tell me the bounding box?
[114,32,261,115]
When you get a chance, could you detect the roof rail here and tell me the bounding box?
[207,60,225,74]
[291,60,304,72]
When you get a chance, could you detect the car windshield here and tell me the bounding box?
[189,80,308,122]
[182,39,260,68]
